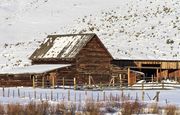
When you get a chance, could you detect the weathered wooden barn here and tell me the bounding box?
[0,33,114,87]
[112,59,180,85]
[29,33,113,86]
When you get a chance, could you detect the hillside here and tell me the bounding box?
[1,0,180,70]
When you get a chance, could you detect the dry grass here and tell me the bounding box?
[0,99,179,115]
[164,104,177,115]
[83,99,101,115]
[149,103,159,114]
[7,103,24,115]
[0,104,5,115]
[121,100,144,115]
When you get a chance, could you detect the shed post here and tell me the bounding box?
[88,75,91,86]
[32,75,35,89]
[128,67,131,86]
[119,74,122,88]
[112,76,115,87]
[151,75,153,82]
[160,69,162,78]
[156,69,159,82]
[52,76,55,89]
[74,77,76,90]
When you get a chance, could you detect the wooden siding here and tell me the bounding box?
[112,60,180,69]
[32,58,75,64]
[76,36,112,81]
[0,75,32,87]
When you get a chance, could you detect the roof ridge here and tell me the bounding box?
[47,33,96,38]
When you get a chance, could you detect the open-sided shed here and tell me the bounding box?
[112,59,180,85]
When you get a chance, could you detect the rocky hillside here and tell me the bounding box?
[1,0,180,69]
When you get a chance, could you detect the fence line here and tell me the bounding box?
[0,87,161,103]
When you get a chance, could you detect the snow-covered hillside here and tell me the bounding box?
[1,0,180,70]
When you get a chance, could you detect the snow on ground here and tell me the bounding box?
[0,87,180,107]
[1,0,180,69]
[0,40,40,70]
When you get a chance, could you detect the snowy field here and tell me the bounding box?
[0,87,180,107]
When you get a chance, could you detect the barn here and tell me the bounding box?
[0,33,114,87]
[29,33,113,86]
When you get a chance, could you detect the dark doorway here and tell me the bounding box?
[132,68,157,82]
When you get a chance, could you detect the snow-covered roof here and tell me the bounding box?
[131,70,145,75]
[0,64,71,75]
[30,34,96,59]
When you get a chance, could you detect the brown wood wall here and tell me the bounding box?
[112,60,180,69]
[32,59,75,64]
[76,36,112,82]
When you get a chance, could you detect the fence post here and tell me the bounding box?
[68,89,70,101]
[162,82,164,89]
[42,77,45,88]
[51,90,53,101]
[45,93,48,100]
[136,92,138,100]
[8,89,10,97]
[156,91,160,102]
[97,93,99,102]
[18,88,20,98]
[40,93,42,101]
[91,92,93,101]
[103,91,105,101]
[28,92,31,100]
[13,90,15,98]
[63,77,65,89]
[56,93,59,101]
[23,92,25,98]
[2,87,5,97]
[74,91,76,102]
[121,89,124,101]
[34,90,36,99]
[79,93,81,102]
[142,81,144,101]
[110,92,112,101]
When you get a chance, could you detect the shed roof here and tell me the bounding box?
[30,33,112,60]
[0,64,71,75]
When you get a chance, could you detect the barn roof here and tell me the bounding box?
[0,64,71,75]
[30,33,112,60]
